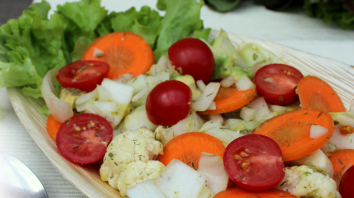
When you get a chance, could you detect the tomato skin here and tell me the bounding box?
[56,113,113,164]
[168,38,215,84]
[57,60,109,92]
[254,64,303,105]
[223,134,285,191]
[339,165,354,198]
[146,80,192,126]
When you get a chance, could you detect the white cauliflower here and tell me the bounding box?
[274,165,341,198]
[100,127,164,197]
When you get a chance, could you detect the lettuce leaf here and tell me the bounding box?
[154,0,204,61]
[111,6,162,48]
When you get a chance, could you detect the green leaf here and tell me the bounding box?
[31,0,51,19]
[70,36,92,61]
[157,0,167,10]
[154,0,204,61]
[57,0,107,35]
[193,28,211,42]
[38,105,51,116]
[111,6,162,47]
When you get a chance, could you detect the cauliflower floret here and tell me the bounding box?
[117,161,165,196]
[100,127,164,197]
[274,165,341,198]
[174,75,201,101]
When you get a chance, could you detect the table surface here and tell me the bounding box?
[1,0,353,197]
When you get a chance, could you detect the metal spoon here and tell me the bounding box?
[0,150,48,198]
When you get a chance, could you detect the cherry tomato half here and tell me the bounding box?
[56,113,113,164]
[168,38,215,84]
[339,165,354,198]
[254,64,303,105]
[57,60,110,92]
[146,80,192,126]
[223,134,285,191]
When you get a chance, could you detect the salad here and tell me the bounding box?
[1,0,354,198]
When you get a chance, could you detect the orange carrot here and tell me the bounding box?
[156,132,225,169]
[214,188,297,198]
[328,149,354,187]
[253,108,334,161]
[296,76,345,112]
[198,87,257,115]
[81,31,154,79]
[47,114,62,141]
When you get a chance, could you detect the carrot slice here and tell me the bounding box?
[253,108,334,161]
[81,31,154,79]
[296,76,345,112]
[328,149,354,187]
[47,114,62,141]
[214,188,297,198]
[156,132,225,169]
[198,87,256,115]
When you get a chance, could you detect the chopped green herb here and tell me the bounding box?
[109,153,114,158]
[95,52,103,57]
[253,53,258,61]
[72,146,80,149]
[334,121,339,125]
[339,159,343,165]
[279,96,284,101]
[95,132,100,137]
[77,64,88,72]
[192,162,196,170]
[66,120,71,126]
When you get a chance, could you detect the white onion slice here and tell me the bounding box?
[93,47,103,58]
[247,97,270,121]
[207,102,216,110]
[198,153,228,194]
[310,125,328,139]
[76,89,98,106]
[269,105,287,112]
[196,80,206,92]
[192,82,220,112]
[220,76,235,88]
[132,87,151,102]
[96,85,114,102]
[101,79,134,104]
[40,69,73,123]
[240,107,256,121]
[350,100,354,112]
[235,76,255,91]
[207,114,223,124]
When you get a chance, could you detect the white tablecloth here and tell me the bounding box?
[1,0,353,197]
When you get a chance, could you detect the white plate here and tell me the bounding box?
[8,30,354,197]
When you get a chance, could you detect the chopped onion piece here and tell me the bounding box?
[199,121,222,132]
[101,79,134,104]
[269,105,287,112]
[240,107,256,121]
[192,82,220,112]
[196,80,206,92]
[132,87,151,102]
[92,47,103,58]
[264,77,275,83]
[220,76,235,88]
[115,74,134,84]
[76,89,98,106]
[247,97,270,121]
[310,125,328,139]
[96,85,114,102]
[128,75,148,95]
[126,179,165,198]
[198,153,228,194]
[40,69,73,123]
[207,102,216,110]
[235,76,255,91]
[206,114,223,124]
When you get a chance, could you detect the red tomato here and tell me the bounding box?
[56,113,113,164]
[254,64,303,105]
[146,80,192,126]
[339,165,354,198]
[57,60,109,92]
[168,38,214,84]
[223,134,285,191]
